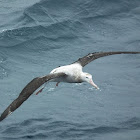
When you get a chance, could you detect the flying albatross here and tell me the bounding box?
[0,51,140,121]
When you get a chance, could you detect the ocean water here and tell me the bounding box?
[0,0,140,139]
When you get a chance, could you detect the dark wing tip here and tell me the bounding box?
[0,97,23,122]
[0,105,12,122]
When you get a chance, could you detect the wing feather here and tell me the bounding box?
[73,51,140,67]
[0,73,66,121]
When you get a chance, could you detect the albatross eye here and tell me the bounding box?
[86,77,88,79]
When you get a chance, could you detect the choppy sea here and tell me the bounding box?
[0,0,140,139]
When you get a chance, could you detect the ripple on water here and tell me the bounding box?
[1,118,122,140]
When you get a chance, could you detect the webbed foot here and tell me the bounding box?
[35,87,44,95]
[56,82,60,87]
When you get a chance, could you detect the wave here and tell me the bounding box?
[1,117,140,139]
[0,25,46,46]
[1,0,140,49]
[0,18,79,50]
[21,0,140,23]
[120,117,140,130]
[1,0,140,33]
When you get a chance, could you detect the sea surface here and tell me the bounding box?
[0,0,140,139]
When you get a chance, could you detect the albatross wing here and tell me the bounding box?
[73,51,140,67]
[0,73,66,121]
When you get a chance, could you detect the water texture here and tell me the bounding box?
[0,0,140,139]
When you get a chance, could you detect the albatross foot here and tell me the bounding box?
[35,87,44,95]
[56,82,60,87]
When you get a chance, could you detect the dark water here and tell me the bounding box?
[0,0,140,139]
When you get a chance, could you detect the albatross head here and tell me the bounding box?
[82,73,99,89]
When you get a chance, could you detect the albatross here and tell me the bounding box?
[0,51,140,121]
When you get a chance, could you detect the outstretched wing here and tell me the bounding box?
[0,72,66,122]
[73,51,140,67]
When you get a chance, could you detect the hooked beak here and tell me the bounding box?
[89,79,99,89]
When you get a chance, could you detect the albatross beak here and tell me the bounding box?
[89,79,99,89]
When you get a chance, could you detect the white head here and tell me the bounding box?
[82,72,99,89]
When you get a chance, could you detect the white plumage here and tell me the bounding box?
[50,63,99,88]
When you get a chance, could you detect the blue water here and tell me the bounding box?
[0,0,140,139]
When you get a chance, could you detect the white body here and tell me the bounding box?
[50,63,83,83]
[50,63,99,89]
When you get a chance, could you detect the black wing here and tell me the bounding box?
[0,73,66,122]
[73,51,140,67]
